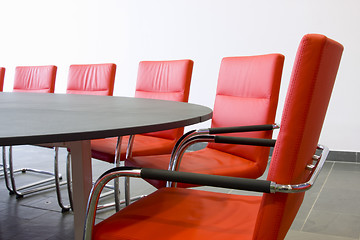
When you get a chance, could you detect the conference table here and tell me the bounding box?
[0,92,212,239]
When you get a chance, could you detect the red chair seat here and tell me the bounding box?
[126,147,263,188]
[91,135,177,163]
[93,187,261,240]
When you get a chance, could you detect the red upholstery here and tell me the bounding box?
[91,60,193,162]
[126,54,284,188]
[93,188,262,240]
[91,135,178,163]
[253,34,344,240]
[66,63,116,96]
[0,67,5,91]
[13,65,57,93]
[92,34,343,240]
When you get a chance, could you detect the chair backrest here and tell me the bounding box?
[13,65,57,93]
[0,67,5,92]
[135,60,194,140]
[253,34,343,239]
[66,63,116,96]
[207,54,284,175]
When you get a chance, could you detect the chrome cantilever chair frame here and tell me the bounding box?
[2,146,66,199]
[84,143,329,240]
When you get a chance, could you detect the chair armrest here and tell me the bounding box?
[167,124,279,174]
[141,168,272,192]
[167,135,276,187]
[169,124,279,160]
[214,136,276,147]
[208,124,279,134]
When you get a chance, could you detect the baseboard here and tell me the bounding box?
[187,143,359,163]
[326,150,359,163]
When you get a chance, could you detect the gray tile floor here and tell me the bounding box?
[0,145,359,239]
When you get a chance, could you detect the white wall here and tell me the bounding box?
[0,0,358,152]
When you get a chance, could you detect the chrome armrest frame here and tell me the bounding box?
[166,135,215,187]
[84,168,142,240]
[272,144,329,193]
[167,123,279,171]
[166,124,279,187]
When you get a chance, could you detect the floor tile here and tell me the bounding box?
[286,230,357,240]
[302,210,360,239]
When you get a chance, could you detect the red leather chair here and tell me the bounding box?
[125,54,284,193]
[0,67,5,91]
[91,60,194,161]
[90,60,193,209]
[84,34,343,240]
[3,65,57,196]
[58,63,117,211]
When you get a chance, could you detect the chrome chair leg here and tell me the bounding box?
[2,146,14,193]
[7,146,63,199]
[66,151,74,211]
[113,136,122,211]
[124,135,134,206]
[0,148,5,177]
[123,135,146,206]
[54,147,72,212]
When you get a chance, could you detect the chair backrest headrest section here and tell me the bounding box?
[66,63,116,96]
[13,65,57,93]
[135,59,194,140]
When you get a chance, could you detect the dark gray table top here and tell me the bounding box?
[0,92,212,146]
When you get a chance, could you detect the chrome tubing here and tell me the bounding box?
[66,151,74,210]
[84,168,142,240]
[2,146,14,193]
[272,123,280,129]
[124,135,135,206]
[54,147,72,212]
[167,129,208,171]
[113,136,122,211]
[6,146,62,198]
[167,135,215,187]
[124,135,154,207]
[272,145,329,193]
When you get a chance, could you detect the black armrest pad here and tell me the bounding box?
[214,136,276,147]
[208,124,275,134]
[141,168,272,193]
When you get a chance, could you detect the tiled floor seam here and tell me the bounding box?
[300,161,335,231]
